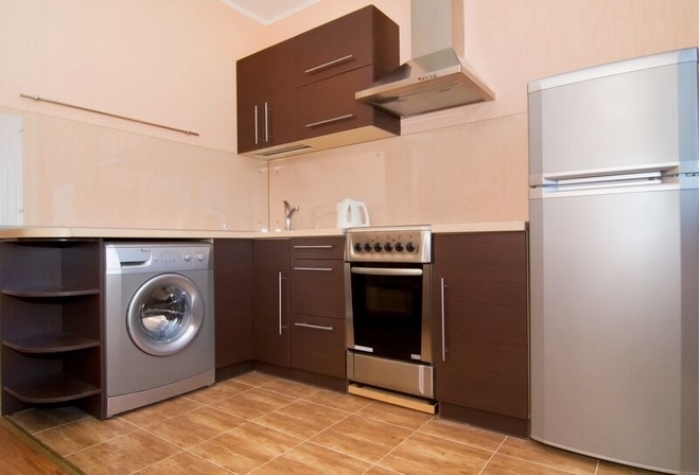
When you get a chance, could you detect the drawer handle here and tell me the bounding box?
[293,245,334,249]
[305,54,354,74]
[293,267,333,272]
[294,322,334,331]
[305,114,354,129]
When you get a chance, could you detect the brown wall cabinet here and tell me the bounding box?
[213,239,253,375]
[289,237,346,378]
[236,40,296,154]
[252,239,291,367]
[0,240,103,418]
[433,232,529,436]
[236,5,400,159]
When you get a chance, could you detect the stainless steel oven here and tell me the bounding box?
[345,225,434,399]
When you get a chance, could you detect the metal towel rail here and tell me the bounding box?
[19,93,199,137]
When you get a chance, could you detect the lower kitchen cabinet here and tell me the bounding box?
[213,239,253,378]
[252,239,290,368]
[0,239,103,418]
[433,232,529,436]
[289,237,346,381]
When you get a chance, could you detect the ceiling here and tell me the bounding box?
[221,0,319,25]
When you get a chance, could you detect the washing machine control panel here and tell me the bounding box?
[106,242,212,272]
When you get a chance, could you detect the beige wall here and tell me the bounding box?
[0,0,696,230]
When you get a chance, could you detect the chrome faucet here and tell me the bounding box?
[283,200,299,231]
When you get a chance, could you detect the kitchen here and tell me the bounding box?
[0,0,697,474]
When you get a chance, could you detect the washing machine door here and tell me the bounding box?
[126,273,204,356]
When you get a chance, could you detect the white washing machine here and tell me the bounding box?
[104,241,215,417]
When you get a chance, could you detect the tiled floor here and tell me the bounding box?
[8,371,664,475]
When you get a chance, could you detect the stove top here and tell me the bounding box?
[344,225,432,263]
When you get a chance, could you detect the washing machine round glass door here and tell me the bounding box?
[126,273,204,356]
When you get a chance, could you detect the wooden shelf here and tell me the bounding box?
[4,374,101,404]
[2,333,100,353]
[1,287,100,298]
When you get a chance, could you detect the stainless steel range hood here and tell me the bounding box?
[355,0,494,117]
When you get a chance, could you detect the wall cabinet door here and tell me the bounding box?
[252,240,290,367]
[213,239,253,369]
[237,40,296,154]
[433,232,528,421]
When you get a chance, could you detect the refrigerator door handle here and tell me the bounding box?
[529,161,691,187]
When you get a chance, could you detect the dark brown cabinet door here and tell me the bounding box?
[213,239,253,369]
[290,259,345,319]
[236,40,296,154]
[291,314,345,378]
[252,240,290,367]
[433,232,528,420]
[294,5,399,87]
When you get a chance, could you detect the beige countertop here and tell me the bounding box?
[0,222,526,240]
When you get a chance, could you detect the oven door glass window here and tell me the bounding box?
[350,268,423,362]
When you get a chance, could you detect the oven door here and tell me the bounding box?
[346,263,433,363]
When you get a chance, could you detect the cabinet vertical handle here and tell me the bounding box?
[254,105,259,145]
[264,102,270,143]
[278,271,283,336]
[441,278,448,362]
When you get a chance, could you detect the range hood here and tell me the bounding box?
[355,0,494,117]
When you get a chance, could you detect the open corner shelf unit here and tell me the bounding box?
[0,239,104,419]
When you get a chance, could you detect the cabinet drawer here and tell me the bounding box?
[295,6,398,87]
[296,66,384,140]
[290,237,344,260]
[291,314,346,378]
[290,259,345,318]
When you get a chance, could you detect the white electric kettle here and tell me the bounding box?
[336,199,370,228]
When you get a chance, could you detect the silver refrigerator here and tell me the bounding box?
[529,48,698,474]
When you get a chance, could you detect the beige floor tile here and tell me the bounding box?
[183,379,254,405]
[9,407,89,434]
[231,370,280,387]
[378,432,492,475]
[260,377,322,398]
[118,396,203,428]
[364,467,403,475]
[34,416,137,456]
[482,454,575,475]
[357,400,434,430]
[418,418,506,452]
[311,414,413,463]
[303,388,373,412]
[497,437,597,475]
[134,451,232,475]
[144,406,247,448]
[213,387,297,420]
[255,400,350,439]
[251,441,372,475]
[189,422,301,474]
[65,429,181,475]
[596,460,665,474]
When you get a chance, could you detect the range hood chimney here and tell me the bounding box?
[355,0,494,117]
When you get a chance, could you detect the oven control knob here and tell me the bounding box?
[395,242,404,252]
[384,242,393,252]
[364,242,373,252]
[373,242,383,252]
[354,243,363,252]
[405,242,416,253]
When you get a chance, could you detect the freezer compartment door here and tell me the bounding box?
[528,48,698,179]
[529,187,698,473]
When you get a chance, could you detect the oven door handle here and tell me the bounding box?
[350,267,423,277]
